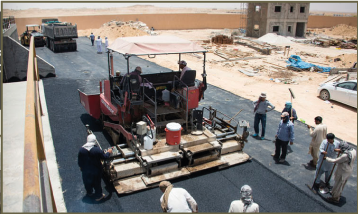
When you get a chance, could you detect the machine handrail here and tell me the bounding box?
[143,78,157,126]
[23,36,56,212]
[173,76,189,131]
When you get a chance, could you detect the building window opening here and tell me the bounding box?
[273,26,279,32]
[255,6,261,12]
[288,26,292,32]
[254,25,259,30]
[275,6,281,12]
[290,6,294,12]
[300,7,305,13]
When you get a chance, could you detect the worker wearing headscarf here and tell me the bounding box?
[307,116,327,168]
[159,181,198,213]
[105,37,109,52]
[253,92,275,140]
[96,36,102,54]
[273,112,294,163]
[78,134,112,201]
[325,141,356,204]
[281,101,297,123]
[313,133,340,190]
[228,185,259,212]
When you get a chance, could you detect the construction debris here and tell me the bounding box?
[234,36,275,55]
[211,35,233,44]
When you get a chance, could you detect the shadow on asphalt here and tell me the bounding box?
[317,192,347,207]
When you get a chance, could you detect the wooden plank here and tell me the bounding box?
[183,142,218,154]
[142,151,182,164]
[186,159,226,173]
[221,140,243,154]
[238,69,258,77]
[114,175,148,194]
[219,151,250,169]
[141,168,190,185]
[263,61,286,69]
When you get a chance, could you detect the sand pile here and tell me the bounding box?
[328,53,357,67]
[257,33,293,45]
[78,20,152,45]
[328,24,357,38]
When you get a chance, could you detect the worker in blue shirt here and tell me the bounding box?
[78,134,112,201]
[89,32,95,46]
[273,112,294,163]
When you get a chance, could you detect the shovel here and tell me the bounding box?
[225,109,243,124]
[306,142,330,194]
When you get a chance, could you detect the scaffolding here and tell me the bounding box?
[238,3,248,36]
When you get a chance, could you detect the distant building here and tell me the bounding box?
[246,3,310,38]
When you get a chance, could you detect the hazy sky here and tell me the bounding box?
[2,2,357,13]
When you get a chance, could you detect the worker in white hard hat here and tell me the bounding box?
[159,181,198,213]
[178,60,191,80]
[78,134,112,201]
[228,185,259,212]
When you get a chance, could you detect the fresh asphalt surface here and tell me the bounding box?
[36,37,357,212]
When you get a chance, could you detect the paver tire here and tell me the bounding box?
[320,89,330,100]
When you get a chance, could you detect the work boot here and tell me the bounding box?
[326,197,339,204]
[279,159,285,163]
[252,133,258,137]
[95,193,105,201]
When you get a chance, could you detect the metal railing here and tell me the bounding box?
[2,16,15,33]
[23,36,56,212]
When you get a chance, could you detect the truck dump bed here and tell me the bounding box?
[43,24,78,39]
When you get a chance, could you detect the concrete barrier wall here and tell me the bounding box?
[15,14,246,33]
[14,14,357,35]
[3,36,56,82]
[3,24,20,42]
[307,15,357,28]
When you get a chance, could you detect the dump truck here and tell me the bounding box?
[78,36,250,194]
[41,19,78,52]
[20,24,46,47]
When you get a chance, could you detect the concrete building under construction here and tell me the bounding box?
[246,2,310,38]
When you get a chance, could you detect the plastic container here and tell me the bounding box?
[162,89,170,102]
[144,135,153,150]
[165,122,182,145]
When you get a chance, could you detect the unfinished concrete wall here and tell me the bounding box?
[266,3,310,37]
[3,36,55,82]
[15,14,246,34]
[246,3,268,38]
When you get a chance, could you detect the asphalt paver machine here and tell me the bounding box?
[78,36,250,194]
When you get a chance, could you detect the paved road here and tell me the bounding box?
[37,37,356,212]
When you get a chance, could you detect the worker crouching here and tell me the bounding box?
[159,181,198,213]
[229,185,259,212]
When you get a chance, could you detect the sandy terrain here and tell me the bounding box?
[5,6,357,145]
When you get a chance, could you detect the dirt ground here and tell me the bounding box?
[5,6,357,145]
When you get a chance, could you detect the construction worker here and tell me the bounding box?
[178,60,191,80]
[325,141,356,204]
[313,133,340,190]
[307,116,327,169]
[228,185,259,212]
[281,101,297,123]
[96,36,102,54]
[89,32,95,46]
[105,37,109,52]
[252,92,275,140]
[78,134,112,201]
[159,181,198,213]
[273,112,294,163]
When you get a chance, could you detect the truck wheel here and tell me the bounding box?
[50,40,54,52]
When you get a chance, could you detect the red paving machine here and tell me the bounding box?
[78,36,250,194]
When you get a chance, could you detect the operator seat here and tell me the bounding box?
[180,70,196,87]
